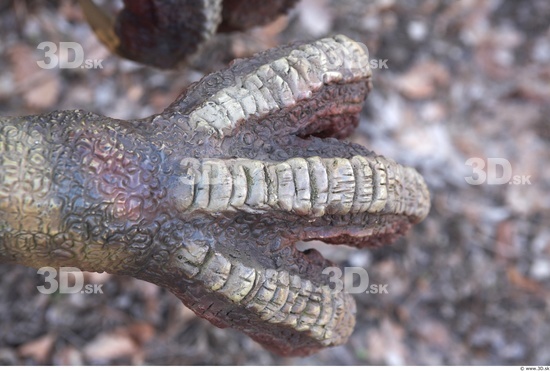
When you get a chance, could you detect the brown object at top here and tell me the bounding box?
[218,0,299,31]
[80,0,299,69]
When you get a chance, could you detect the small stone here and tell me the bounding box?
[531,260,550,280]
[407,21,428,41]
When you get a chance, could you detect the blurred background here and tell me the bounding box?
[0,0,549,365]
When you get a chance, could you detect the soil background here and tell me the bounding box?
[0,0,549,365]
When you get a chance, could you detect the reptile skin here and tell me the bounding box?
[0,35,430,356]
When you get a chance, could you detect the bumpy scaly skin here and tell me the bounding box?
[0,36,430,356]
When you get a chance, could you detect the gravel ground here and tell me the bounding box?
[0,0,549,365]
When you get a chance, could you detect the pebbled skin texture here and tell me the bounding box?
[0,35,430,356]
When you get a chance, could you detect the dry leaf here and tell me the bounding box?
[127,322,155,345]
[53,345,83,366]
[395,60,450,99]
[9,44,60,109]
[83,330,138,362]
[18,334,56,363]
